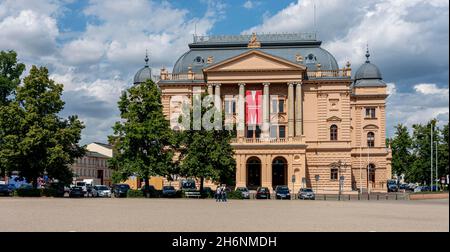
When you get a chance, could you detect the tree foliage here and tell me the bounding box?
[0,50,25,105]
[108,80,174,187]
[177,94,236,191]
[390,124,412,177]
[0,66,85,187]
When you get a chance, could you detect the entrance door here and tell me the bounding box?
[272,157,287,188]
[97,170,104,185]
[247,157,261,189]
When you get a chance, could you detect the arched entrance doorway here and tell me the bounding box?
[247,157,261,189]
[272,157,288,188]
[368,163,376,187]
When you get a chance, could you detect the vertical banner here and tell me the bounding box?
[246,90,262,125]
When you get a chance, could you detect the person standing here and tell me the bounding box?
[222,184,227,202]
[215,186,221,202]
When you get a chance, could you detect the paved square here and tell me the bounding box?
[0,198,448,232]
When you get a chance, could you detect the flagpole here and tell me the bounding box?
[430,124,433,191]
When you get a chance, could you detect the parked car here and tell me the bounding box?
[112,184,130,197]
[414,186,430,193]
[275,185,291,199]
[47,182,66,197]
[69,186,84,198]
[298,188,315,200]
[399,183,408,190]
[235,187,250,199]
[162,186,177,198]
[256,187,270,199]
[141,185,158,198]
[92,185,111,198]
[388,183,399,192]
[0,184,13,196]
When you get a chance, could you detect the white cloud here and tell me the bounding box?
[61,39,106,65]
[0,10,59,57]
[243,1,255,9]
[386,82,449,136]
[414,83,449,95]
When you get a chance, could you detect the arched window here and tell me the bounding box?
[367,132,375,147]
[368,164,376,183]
[330,125,338,141]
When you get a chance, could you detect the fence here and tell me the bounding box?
[246,192,410,201]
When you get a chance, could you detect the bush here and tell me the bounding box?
[127,189,144,198]
[14,188,42,197]
[42,188,57,197]
[227,190,243,200]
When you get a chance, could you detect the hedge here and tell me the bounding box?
[127,189,145,198]
[14,188,42,197]
[227,190,244,199]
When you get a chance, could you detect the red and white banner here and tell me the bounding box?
[245,90,262,125]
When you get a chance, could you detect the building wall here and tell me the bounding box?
[71,153,113,186]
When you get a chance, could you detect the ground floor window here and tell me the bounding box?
[331,168,338,180]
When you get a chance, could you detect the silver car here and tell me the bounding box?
[92,185,111,197]
[298,188,315,200]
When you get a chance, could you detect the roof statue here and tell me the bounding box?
[247,32,261,48]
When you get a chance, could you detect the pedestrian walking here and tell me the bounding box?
[222,184,228,202]
[215,186,221,202]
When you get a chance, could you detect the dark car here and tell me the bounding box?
[298,188,315,200]
[256,187,270,199]
[388,183,399,192]
[141,185,157,198]
[399,183,408,190]
[162,186,177,198]
[113,184,130,197]
[236,187,250,199]
[69,186,84,198]
[275,185,291,200]
[0,184,13,196]
[48,182,66,197]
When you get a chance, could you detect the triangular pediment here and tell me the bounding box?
[203,50,306,72]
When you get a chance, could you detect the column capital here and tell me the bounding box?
[214,83,221,87]
[238,82,246,87]
[287,82,295,87]
[263,82,270,87]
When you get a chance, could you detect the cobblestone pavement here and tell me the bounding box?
[0,198,447,232]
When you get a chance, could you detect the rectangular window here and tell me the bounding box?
[365,108,376,118]
[271,99,285,113]
[331,168,338,180]
[270,125,277,138]
[224,99,236,114]
[279,126,286,138]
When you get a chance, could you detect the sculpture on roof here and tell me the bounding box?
[247,32,261,48]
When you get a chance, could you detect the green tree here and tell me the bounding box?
[177,94,236,192]
[0,50,25,105]
[0,50,26,177]
[410,119,437,184]
[437,123,449,179]
[390,124,413,179]
[0,66,85,187]
[108,79,174,189]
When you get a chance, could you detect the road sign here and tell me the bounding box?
[291,175,296,183]
[315,175,320,181]
[340,175,345,181]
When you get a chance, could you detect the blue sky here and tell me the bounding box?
[0,0,448,144]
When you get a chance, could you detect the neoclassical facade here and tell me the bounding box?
[135,33,392,193]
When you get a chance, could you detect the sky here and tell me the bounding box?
[0,0,448,145]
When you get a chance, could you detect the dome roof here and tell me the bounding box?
[354,49,382,80]
[353,48,386,87]
[133,54,152,84]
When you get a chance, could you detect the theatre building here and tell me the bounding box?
[135,33,392,193]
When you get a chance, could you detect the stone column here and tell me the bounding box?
[295,82,303,136]
[214,83,221,112]
[207,83,213,95]
[238,83,246,138]
[262,82,270,138]
[288,82,295,138]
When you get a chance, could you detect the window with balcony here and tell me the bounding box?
[365,108,376,118]
[246,125,261,139]
[330,125,338,141]
[367,132,375,147]
[269,125,286,139]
